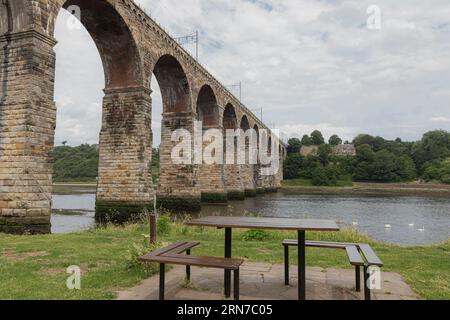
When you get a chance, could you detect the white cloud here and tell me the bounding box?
[53,0,450,147]
[431,116,450,123]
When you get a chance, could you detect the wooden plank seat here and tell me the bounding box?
[139,241,244,300]
[282,240,383,300]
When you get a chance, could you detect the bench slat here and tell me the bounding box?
[165,241,200,255]
[140,241,188,259]
[359,244,383,267]
[143,254,243,270]
[345,246,365,266]
[283,239,351,249]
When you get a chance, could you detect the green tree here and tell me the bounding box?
[318,144,332,165]
[53,144,99,181]
[356,144,374,162]
[287,138,302,154]
[370,150,397,182]
[412,130,450,171]
[353,134,385,151]
[310,130,325,145]
[301,135,313,146]
[283,154,305,179]
[329,134,342,146]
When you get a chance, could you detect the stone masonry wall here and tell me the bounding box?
[0,31,56,234]
[157,112,201,211]
[95,87,153,222]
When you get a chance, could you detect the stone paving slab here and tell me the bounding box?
[116,262,417,301]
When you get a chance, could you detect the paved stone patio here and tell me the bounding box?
[117,262,417,300]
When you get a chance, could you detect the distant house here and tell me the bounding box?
[300,144,356,157]
[300,145,319,156]
[332,144,356,156]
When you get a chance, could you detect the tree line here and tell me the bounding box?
[53,144,160,182]
[283,130,450,186]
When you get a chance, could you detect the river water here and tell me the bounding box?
[51,186,450,246]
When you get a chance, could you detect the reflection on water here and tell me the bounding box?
[51,186,450,245]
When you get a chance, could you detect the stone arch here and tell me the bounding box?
[223,103,238,129]
[240,115,250,130]
[152,54,191,113]
[59,0,144,89]
[0,0,152,231]
[196,85,219,127]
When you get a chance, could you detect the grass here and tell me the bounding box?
[0,221,448,300]
[282,179,354,187]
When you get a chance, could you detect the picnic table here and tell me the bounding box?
[187,216,340,300]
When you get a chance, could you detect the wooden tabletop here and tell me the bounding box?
[187,216,340,231]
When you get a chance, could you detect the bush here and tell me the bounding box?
[311,165,340,186]
[125,240,161,277]
[283,154,304,179]
[157,215,171,236]
[242,229,272,241]
[441,175,450,184]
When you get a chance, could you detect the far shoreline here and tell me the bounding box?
[52,181,450,198]
[280,181,450,198]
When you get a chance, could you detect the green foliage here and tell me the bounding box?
[287,138,301,154]
[328,134,342,146]
[53,144,99,181]
[301,134,313,146]
[125,240,161,277]
[156,215,171,236]
[317,144,332,165]
[283,128,450,184]
[412,130,450,172]
[310,130,325,145]
[242,229,273,241]
[151,147,160,183]
[353,134,385,152]
[283,154,305,179]
[422,158,450,184]
[311,165,341,186]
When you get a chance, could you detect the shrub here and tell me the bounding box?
[311,165,340,186]
[125,240,161,277]
[242,229,272,241]
[157,215,171,236]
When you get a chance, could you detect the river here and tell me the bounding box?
[51,186,450,246]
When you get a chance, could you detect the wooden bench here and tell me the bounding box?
[283,240,383,300]
[139,241,244,300]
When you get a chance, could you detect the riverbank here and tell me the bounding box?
[0,221,448,300]
[54,182,97,187]
[281,181,450,198]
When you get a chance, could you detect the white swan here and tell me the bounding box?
[352,221,359,226]
[417,227,425,232]
[408,223,415,227]
[385,224,392,229]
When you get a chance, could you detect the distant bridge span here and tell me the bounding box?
[0,0,286,234]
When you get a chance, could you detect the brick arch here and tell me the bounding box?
[240,115,250,130]
[152,54,191,113]
[223,103,238,130]
[59,0,143,89]
[196,84,219,127]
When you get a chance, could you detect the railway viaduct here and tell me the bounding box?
[0,0,286,234]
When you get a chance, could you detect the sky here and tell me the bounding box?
[54,0,450,147]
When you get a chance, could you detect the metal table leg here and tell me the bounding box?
[298,230,306,300]
[224,227,232,298]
